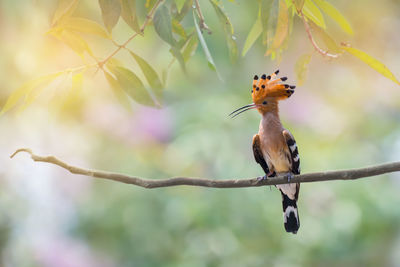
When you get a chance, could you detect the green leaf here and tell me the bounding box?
[260,0,269,45]
[288,2,295,34]
[145,0,157,10]
[309,21,341,54]
[153,4,175,46]
[52,0,80,26]
[104,70,132,110]
[342,46,400,86]
[1,72,64,115]
[129,51,164,102]
[161,69,168,86]
[295,53,312,86]
[99,0,121,33]
[63,17,111,39]
[208,62,216,71]
[170,46,187,73]
[120,0,141,33]
[270,0,289,50]
[172,19,187,39]
[165,34,198,82]
[108,65,155,106]
[209,0,238,63]
[193,12,222,81]
[108,57,125,68]
[303,0,325,29]
[59,73,84,113]
[174,0,186,13]
[242,17,262,57]
[56,29,94,56]
[294,0,305,12]
[175,38,186,50]
[313,0,353,35]
[182,35,198,62]
[260,0,277,46]
[174,0,193,22]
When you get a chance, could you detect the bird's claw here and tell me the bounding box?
[286,172,295,182]
[257,175,268,182]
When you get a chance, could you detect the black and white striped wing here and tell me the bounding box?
[283,130,300,175]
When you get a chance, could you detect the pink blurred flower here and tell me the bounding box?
[85,103,172,145]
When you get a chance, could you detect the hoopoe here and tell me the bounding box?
[230,70,301,234]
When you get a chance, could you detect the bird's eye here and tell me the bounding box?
[263,101,267,105]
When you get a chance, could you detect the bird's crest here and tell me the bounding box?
[229,70,297,118]
[251,70,296,103]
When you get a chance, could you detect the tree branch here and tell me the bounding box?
[193,0,212,34]
[298,8,341,59]
[10,148,400,189]
[98,0,164,68]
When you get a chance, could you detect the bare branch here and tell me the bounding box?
[10,148,400,189]
[194,0,212,34]
[298,9,341,59]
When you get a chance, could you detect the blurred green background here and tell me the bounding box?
[1,0,400,266]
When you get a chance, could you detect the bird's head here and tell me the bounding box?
[230,70,296,117]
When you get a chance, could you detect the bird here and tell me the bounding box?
[229,70,301,234]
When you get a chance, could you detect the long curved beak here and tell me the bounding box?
[229,103,259,118]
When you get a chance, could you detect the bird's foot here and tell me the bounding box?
[257,175,268,182]
[285,172,295,182]
[257,171,276,182]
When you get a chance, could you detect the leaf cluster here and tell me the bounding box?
[1,0,399,115]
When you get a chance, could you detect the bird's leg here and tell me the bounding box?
[257,171,276,181]
[257,175,268,181]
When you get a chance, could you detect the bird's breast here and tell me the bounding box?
[258,113,291,173]
[262,148,291,173]
[259,131,291,173]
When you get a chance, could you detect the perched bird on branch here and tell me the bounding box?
[230,70,300,234]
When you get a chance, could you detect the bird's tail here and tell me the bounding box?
[281,191,300,234]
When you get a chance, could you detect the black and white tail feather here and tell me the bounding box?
[281,132,301,234]
[280,188,300,234]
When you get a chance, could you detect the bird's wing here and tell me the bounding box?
[282,130,300,201]
[282,130,300,175]
[252,134,270,175]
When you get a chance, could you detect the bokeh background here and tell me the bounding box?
[1,0,400,266]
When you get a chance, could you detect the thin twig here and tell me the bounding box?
[298,8,341,59]
[98,0,164,68]
[10,148,400,189]
[194,0,212,34]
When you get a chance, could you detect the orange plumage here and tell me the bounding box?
[252,71,296,109]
